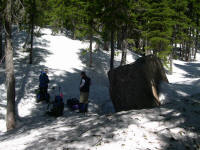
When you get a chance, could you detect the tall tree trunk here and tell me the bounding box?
[5,0,16,131]
[172,25,176,58]
[145,33,149,55]
[184,28,192,62]
[29,24,33,64]
[191,29,195,59]
[142,39,145,56]
[194,30,198,60]
[120,26,128,66]
[89,32,93,67]
[180,43,182,60]
[135,38,140,52]
[169,53,173,75]
[72,20,76,40]
[22,32,30,51]
[0,15,3,59]
[194,17,199,60]
[120,39,127,66]
[188,28,192,61]
[185,42,190,61]
[117,31,122,49]
[183,42,186,61]
[73,27,76,40]
[29,0,35,64]
[103,41,109,51]
[182,42,186,60]
[110,30,115,70]
[169,38,176,75]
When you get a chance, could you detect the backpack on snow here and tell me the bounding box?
[47,95,64,117]
[67,98,80,111]
[46,87,64,117]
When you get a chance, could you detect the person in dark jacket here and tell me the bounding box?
[39,68,49,102]
[79,71,90,113]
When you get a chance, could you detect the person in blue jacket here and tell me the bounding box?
[39,68,49,102]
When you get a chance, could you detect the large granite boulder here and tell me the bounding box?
[108,55,168,112]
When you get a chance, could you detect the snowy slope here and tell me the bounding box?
[0,28,200,150]
[0,28,137,132]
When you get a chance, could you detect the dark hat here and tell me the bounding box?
[81,71,86,76]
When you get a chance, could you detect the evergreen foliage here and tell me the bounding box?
[4,0,200,64]
[2,0,200,132]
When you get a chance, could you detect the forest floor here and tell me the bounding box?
[0,28,200,150]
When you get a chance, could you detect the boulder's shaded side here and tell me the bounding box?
[108,55,168,112]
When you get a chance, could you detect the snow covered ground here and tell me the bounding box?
[0,28,199,150]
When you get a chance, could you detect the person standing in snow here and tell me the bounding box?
[39,68,49,102]
[79,71,91,113]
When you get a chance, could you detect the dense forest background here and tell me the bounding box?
[0,0,200,130]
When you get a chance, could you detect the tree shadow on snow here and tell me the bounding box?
[0,39,132,149]
[152,60,200,149]
[143,82,200,149]
[167,61,200,99]
[0,110,140,150]
[14,44,52,118]
[155,98,200,150]
[17,47,199,150]
[2,31,199,149]
[174,62,200,78]
[0,28,55,136]
[0,28,55,129]
[77,48,120,114]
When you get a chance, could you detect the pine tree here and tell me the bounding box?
[187,0,200,60]
[169,0,188,60]
[193,0,200,60]
[98,0,130,69]
[21,0,47,64]
[145,0,174,59]
[0,14,3,60]
[74,0,97,67]
[29,0,36,64]
[83,0,104,67]
[183,1,194,61]
[119,0,139,65]
[0,0,5,60]
[45,0,85,38]
[135,0,151,55]
[168,0,200,62]
[2,0,29,131]
[46,0,100,67]
[4,0,16,131]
